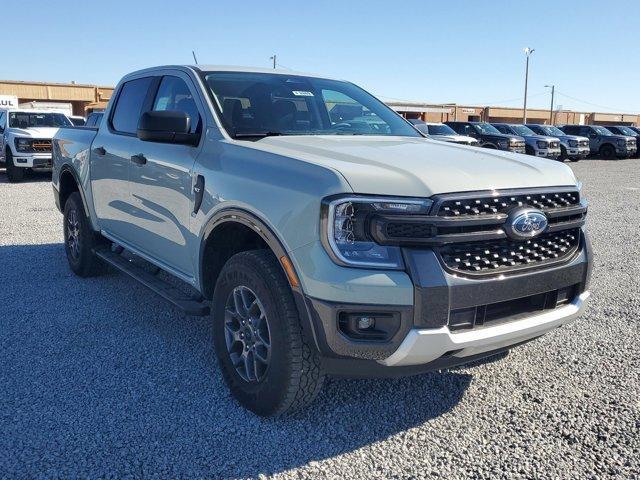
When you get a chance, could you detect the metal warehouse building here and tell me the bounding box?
[0,80,113,115]
[386,101,639,126]
[0,78,636,126]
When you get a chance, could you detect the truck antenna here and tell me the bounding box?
[192,51,199,65]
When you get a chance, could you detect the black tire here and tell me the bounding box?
[599,144,615,159]
[569,157,580,162]
[5,150,25,183]
[212,249,324,416]
[525,145,535,156]
[63,192,107,277]
[559,146,568,161]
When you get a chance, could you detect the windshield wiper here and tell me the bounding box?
[233,131,285,139]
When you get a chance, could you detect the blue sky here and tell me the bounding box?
[2,0,639,112]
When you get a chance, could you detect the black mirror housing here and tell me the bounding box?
[137,111,199,146]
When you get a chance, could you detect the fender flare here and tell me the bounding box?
[58,164,90,216]
[198,207,322,352]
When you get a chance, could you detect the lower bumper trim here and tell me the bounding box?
[379,291,590,367]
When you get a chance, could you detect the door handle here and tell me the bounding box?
[94,146,106,156]
[131,153,147,165]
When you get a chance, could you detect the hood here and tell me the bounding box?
[243,135,577,197]
[560,134,589,142]
[606,134,634,141]
[8,127,60,138]
[529,135,560,142]
[480,132,522,141]
[432,134,476,143]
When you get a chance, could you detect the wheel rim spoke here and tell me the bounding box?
[224,285,271,383]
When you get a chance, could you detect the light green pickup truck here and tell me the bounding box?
[52,65,592,416]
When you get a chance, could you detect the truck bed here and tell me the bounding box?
[53,126,99,169]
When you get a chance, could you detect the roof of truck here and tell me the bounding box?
[125,65,342,81]
[0,108,68,114]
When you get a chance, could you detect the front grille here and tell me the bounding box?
[436,190,580,217]
[438,228,580,274]
[386,222,432,239]
[28,139,52,153]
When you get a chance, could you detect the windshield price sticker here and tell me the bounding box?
[292,91,314,97]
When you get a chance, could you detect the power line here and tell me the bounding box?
[554,91,637,114]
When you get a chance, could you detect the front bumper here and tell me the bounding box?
[380,291,589,366]
[616,146,637,157]
[567,146,590,158]
[535,147,562,159]
[10,153,52,168]
[301,231,592,373]
[507,146,526,154]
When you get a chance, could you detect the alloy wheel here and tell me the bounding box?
[224,286,272,382]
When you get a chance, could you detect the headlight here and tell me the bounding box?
[536,140,548,148]
[617,139,625,147]
[498,140,508,148]
[322,196,433,269]
[14,138,31,152]
[568,140,578,147]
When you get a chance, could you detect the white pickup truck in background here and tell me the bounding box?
[0,108,72,182]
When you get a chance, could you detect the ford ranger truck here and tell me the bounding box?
[52,66,592,417]
[491,123,562,160]
[561,124,637,159]
[0,109,72,182]
[526,124,590,162]
[445,121,526,153]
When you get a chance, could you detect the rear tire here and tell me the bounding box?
[63,192,107,277]
[212,250,325,417]
[5,150,25,183]
[599,144,615,159]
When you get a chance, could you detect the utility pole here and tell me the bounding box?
[523,47,535,123]
[270,55,277,69]
[545,85,555,125]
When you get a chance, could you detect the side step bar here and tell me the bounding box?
[95,249,210,316]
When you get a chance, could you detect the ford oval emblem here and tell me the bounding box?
[506,209,548,240]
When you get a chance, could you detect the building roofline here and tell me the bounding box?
[0,79,114,89]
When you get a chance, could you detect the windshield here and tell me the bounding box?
[615,126,637,136]
[474,123,501,135]
[8,112,71,128]
[203,72,421,138]
[510,125,536,136]
[428,124,457,135]
[593,126,613,135]
[539,125,564,136]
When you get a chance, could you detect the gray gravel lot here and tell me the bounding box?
[0,160,638,479]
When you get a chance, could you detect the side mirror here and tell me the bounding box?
[137,111,199,146]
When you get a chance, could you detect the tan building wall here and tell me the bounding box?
[393,102,639,127]
[0,80,113,115]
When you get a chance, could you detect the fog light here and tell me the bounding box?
[357,316,375,330]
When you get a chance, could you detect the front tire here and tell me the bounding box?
[599,144,615,159]
[212,250,324,417]
[63,192,107,277]
[5,150,25,183]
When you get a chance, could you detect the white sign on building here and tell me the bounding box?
[0,95,19,109]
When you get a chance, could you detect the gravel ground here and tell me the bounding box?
[0,160,638,479]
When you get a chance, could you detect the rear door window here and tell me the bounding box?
[111,77,154,134]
